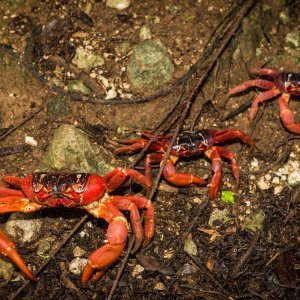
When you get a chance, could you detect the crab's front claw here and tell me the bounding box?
[81,215,128,285]
[82,243,125,285]
[0,230,36,281]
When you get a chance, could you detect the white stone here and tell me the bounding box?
[73,246,86,257]
[106,0,131,10]
[131,264,144,277]
[274,185,284,195]
[25,136,38,147]
[272,176,280,184]
[264,174,272,181]
[69,257,88,275]
[250,158,259,168]
[288,170,300,186]
[257,177,270,190]
[5,212,43,244]
[105,88,117,99]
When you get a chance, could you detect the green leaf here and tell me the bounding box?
[221,190,235,204]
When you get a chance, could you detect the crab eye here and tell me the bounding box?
[33,182,44,193]
[72,183,84,193]
[44,184,52,192]
[60,184,67,192]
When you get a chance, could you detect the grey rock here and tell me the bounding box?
[285,30,300,49]
[68,79,91,95]
[43,124,114,174]
[139,25,152,40]
[0,258,15,281]
[47,97,72,116]
[127,40,174,91]
[4,212,43,244]
[242,209,265,233]
[208,208,230,228]
[72,46,104,72]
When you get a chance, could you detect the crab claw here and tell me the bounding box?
[81,215,127,285]
[0,230,36,281]
[81,243,125,285]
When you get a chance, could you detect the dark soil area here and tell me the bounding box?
[0,1,299,299]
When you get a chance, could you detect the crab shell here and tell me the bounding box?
[22,173,106,207]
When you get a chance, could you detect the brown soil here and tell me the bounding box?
[0,1,299,299]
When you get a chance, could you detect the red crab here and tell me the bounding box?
[116,129,254,199]
[0,169,154,285]
[228,68,300,134]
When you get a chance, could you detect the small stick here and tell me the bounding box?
[229,230,260,279]
[0,144,31,157]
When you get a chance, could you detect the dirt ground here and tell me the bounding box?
[0,0,299,299]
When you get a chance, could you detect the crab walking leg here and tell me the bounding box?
[1,175,23,188]
[279,93,300,134]
[0,197,42,213]
[214,129,254,151]
[162,157,207,187]
[0,194,42,281]
[227,79,275,96]
[82,201,128,285]
[110,196,154,248]
[103,168,150,192]
[145,152,165,180]
[248,89,281,120]
[214,146,239,184]
[115,138,149,154]
[0,186,24,197]
[250,68,281,77]
[205,148,222,200]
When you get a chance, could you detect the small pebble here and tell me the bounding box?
[154,281,166,291]
[25,136,38,147]
[131,264,144,277]
[69,257,88,275]
[257,177,270,190]
[274,185,284,195]
[73,246,86,257]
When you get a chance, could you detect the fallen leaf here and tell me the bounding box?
[136,254,174,276]
[206,257,215,271]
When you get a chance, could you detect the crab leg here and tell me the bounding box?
[162,156,207,187]
[83,202,128,284]
[103,168,150,192]
[279,93,300,134]
[205,148,222,200]
[1,175,23,188]
[0,196,42,213]
[215,129,254,151]
[145,153,164,179]
[248,89,281,120]
[214,146,239,183]
[0,230,36,281]
[0,187,23,197]
[116,138,149,154]
[250,68,280,77]
[228,79,275,96]
[110,195,154,248]
[0,191,42,281]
